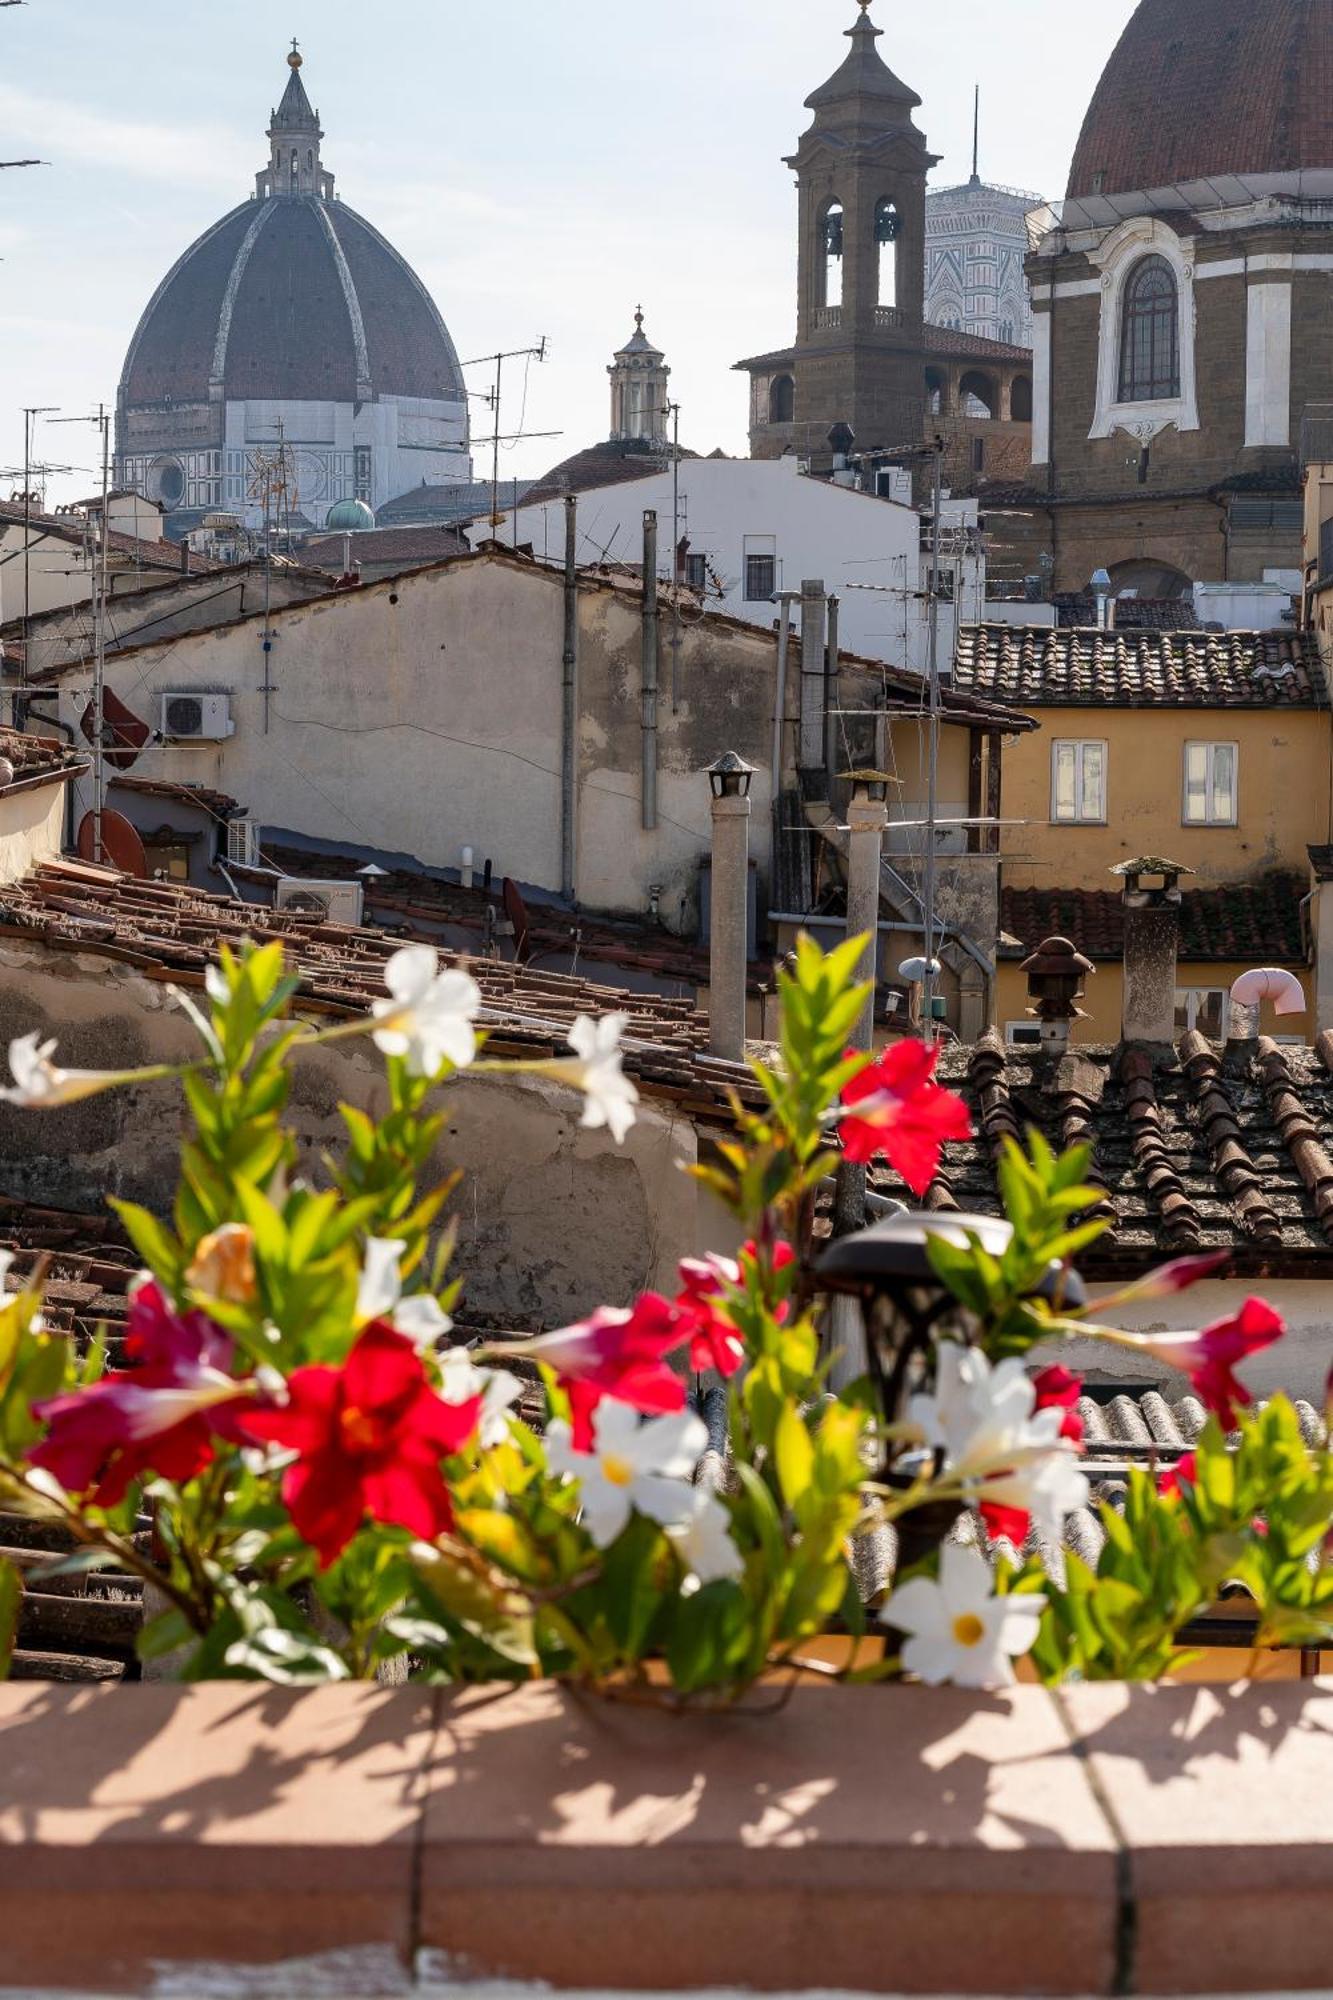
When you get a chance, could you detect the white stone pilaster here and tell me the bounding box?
[1245,280,1293,447]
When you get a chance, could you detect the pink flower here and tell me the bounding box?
[1033,1365,1084,1446]
[1099,1250,1231,1312]
[517,1294,688,1447]
[31,1280,250,1508]
[238,1323,480,1568]
[674,1240,796,1378]
[837,1041,973,1196]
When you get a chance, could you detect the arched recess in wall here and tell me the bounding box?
[876,199,901,308]
[1108,557,1193,601]
[769,375,795,424]
[925,366,947,416]
[1010,375,1033,422]
[959,370,997,418]
[820,200,844,309]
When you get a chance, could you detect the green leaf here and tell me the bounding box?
[224,1628,351,1683]
[109,1200,183,1285]
[137,1607,194,1662]
[773,1404,815,1516]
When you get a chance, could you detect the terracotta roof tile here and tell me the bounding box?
[0,862,763,1128]
[1000,875,1306,964]
[953,624,1325,708]
[867,1029,1333,1275]
[0,727,86,789]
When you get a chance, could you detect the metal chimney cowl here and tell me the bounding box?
[1113,856,1193,1048]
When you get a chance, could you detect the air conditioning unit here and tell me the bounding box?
[226,816,259,868]
[160,692,234,741]
[274,877,364,928]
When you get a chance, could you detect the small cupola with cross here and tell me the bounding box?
[258,43,335,200]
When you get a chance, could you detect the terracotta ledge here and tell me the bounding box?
[0,1679,1331,1995]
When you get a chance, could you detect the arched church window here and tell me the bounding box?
[876,199,901,308]
[820,201,844,309]
[769,375,795,425]
[1010,375,1033,422]
[1118,255,1179,402]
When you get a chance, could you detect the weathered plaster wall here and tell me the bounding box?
[0,941,701,1328]
[0,781,66,886]
[999,704,1329,892]
[1049,1277,1333,1409]
[994,958,1313,1047]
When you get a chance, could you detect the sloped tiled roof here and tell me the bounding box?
[1052,594,1201,632]
[0,862,763,1128]
[1000,874,1306,964]
[0,498,210,576]
[0,727,87,790]
[952,624,1326,708]
[299,526,469,572]
[867,1029,1333,1276]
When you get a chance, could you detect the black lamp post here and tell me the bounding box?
[817,1211,1087,1568]
[708,750,755,801]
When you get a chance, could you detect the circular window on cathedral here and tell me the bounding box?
[151,459,185,508]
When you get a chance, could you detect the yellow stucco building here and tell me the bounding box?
[951,624,1330,1044]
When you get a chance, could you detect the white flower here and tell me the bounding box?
[204,965,230,1008]
[910,1343,1089,1543]
[0,1033,134,1109]
[880,1542,1046,1689]
[667,1487,744,1591]
[439,1349,524,1449]
[565,1014,638,1144]
[356,1236,453,1348]
[545,1397,706,1548]
[371,945,481,1078]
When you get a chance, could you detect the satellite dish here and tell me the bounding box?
[76,809,148,877]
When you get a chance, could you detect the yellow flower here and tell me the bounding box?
[186,1225,258,1307]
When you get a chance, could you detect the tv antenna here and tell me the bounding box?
[49,405,112,861]
[461,339,559,531]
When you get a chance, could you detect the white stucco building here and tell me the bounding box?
[496,453,985,677]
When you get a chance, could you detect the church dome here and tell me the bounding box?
[326,497,376,531]
[120,192,464,412]
[1067,0,1333,199]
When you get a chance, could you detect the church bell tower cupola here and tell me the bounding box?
[258,43,335,199]
[785,0,938,459]
[608,309,670,445]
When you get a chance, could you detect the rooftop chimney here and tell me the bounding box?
[1114,857,1192,1048]
[1021,934,1093,1052]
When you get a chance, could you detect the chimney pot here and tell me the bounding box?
[1021,933,1093,1051]
[1112,856,1194,1047]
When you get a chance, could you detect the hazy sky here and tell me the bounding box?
[0,0,1138,506]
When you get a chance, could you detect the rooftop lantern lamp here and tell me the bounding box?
[816,1212,1087,1565]
[845,767,892,805]
[707,750,755,801]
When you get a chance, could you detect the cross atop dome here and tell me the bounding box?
[288,37,302,67]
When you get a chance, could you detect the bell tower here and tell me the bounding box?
[608,310,670,445]
[785,0,937,461]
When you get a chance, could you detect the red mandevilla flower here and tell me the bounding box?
[1189,1297,1285,1431]
[31,1279,250,1508]
[519,1293,688,1447]
[674,1240,796,1378]
[1033,1365,1084,1445]
[238,1323,481,1569]
[837,1040,973,1196]
[1159,1453,1197,1499]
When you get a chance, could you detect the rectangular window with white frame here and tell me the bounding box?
[743,535,778,602]
[1182,741,1238,826]
[1050,739,1107,824]
[1005,1021,1044,1048]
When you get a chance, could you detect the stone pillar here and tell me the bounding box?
[1245,281,1293,449]
[799,580,828,774]
[1117,858,1186,1046]
[709,790,751,1062]
[1314,881,1333,1036]
[1030,310,1051,465]
[845,783,889,1047]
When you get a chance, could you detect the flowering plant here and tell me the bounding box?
[0,931,1330,1695]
